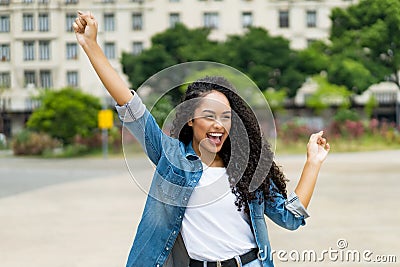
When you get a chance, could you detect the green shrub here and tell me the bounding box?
[333,109,359,122]
[12,130,61,156]
[27,88,102,145]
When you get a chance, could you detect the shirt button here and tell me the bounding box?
[157,265,160,267]
[184,197,188,201]
[173,231,176,235]
[179,215,182,219]
[166,247,169,250]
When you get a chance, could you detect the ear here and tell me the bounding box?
[188,119,193,127]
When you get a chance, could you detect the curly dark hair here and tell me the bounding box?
[170,76,288,214]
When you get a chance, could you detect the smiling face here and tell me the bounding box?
[188,90,232,164]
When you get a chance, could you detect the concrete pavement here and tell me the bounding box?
[0,150,399,267]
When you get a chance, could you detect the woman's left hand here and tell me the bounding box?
[307,131,330,163]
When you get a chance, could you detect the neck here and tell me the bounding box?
[191,142,225,167]
[201,154,224,167]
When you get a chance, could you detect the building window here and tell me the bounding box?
[23,41,35,61]
[0,72,10,88]
[40,70,52,88]
[39,0,49,3]
[0,44,10,61]
[0,15,10,32]
[66,13,75,32]
[23,13,35,31]
[132,13,143,31]
[67,71,79,87]
[24,70,36,87]
[169,0,180,2]
[169,13,180,28]
[0,0,10,4]
[279,10,289,28]
[66,43,78,60]
[23,0,33,3]
[65,0,78,4]
[39,40,50,60]
[132,42,143,55]
[104,42,116,59]
[38,13,50,32]
[306,10,317,28]
[203,12,219,29]
[103,0,114,2]
[104,13,115,32]
[242,12,253,28]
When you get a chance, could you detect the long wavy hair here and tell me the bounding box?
[170,76,288,214]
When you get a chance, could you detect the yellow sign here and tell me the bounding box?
[98,109,114,129]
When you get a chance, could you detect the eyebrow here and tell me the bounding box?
[202,109,232,114]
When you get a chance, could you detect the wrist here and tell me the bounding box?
[306,157,323,166]
[82,39,99,51]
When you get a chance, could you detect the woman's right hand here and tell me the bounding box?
[73,11,98,48]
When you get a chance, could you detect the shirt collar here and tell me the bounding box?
[184,141,199,160]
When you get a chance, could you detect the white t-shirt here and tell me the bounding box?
[181,163,257,261]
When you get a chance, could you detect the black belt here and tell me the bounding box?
[189,248,259,267]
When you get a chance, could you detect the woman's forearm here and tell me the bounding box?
[74,11,132,106]
[294,159,322,208]
[294,131,330,208]
[82,41,133,106]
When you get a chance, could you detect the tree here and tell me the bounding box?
[297,41,330,75]
[27,88,102,145]
[330,0,400,91]
[305,75,351,114]
[121,24,220,89]
[221,28,306,97]
[120,25,305,98]
[121,45,177,90]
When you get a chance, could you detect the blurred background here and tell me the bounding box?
[0,0,399,155]
[0,0,399,266]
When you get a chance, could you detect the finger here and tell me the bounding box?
[309,131,323,143]
[325,142,331,152]
[72,21,84,34]
[78,15,87,27]
[72,22,80,33]
[75,17,84,29]
[78,11,95,26]
[317,137,327,146]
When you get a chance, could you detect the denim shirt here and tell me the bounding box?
[116,93,310,267]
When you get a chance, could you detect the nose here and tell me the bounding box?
[213,119,224,129]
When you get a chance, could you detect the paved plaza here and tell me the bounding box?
[0,150,399,267]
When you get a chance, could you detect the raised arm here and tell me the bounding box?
[294,131,330,208]
[73,11,132,106]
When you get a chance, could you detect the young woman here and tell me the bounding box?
[73,11,330,267]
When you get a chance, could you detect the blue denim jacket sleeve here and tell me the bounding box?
[115,92,165,165]
[264,182,310,230]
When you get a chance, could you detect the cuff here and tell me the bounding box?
[115,91,146,122]
[285,192,310,219]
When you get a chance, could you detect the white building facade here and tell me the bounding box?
[0,0,356,136]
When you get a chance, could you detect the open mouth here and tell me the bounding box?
[206,132,223,145]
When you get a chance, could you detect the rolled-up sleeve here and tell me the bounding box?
[115,91,164,164]
[285,192,310,219]
[264,182,309,230]
[115,91,146,122]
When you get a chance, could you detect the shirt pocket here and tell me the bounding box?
[155,165,187,202]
